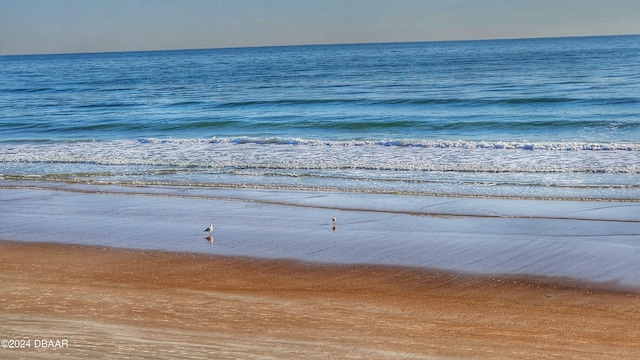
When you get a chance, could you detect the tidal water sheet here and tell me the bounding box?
[1,184,640,289]
[1,35,639,288]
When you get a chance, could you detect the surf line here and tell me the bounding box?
[3,183,639,224]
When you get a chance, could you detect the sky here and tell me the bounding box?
[1,0,639,55]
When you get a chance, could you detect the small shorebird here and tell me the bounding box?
[332,217,337,225]
[204,223,214,234]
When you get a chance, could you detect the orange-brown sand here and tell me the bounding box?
[1,241,638,359]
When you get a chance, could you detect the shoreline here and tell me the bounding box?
[1,240,639,359]
[4,180,640,203]
[3,239,640,295]
[2,184,640,288]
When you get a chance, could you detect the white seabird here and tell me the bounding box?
[204,223,214,234]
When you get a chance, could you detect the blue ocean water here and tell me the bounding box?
[1,35,640,200]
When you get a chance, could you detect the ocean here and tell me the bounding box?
[2,35,640,201]
[2,36,640,285]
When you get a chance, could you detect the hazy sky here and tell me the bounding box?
[1,0,639,55]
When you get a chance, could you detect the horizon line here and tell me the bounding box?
[2,33,638,57]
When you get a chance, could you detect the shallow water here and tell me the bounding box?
[2,183,639,287]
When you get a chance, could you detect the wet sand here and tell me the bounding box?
[1,241,638,359]
[3,185,640,288]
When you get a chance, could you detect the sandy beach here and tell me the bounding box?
[3,29,640,360]
[1,185,639,358]
[1,240,638,359]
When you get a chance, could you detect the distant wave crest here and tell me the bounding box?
[137,137,640,151]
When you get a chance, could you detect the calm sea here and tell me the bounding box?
[2,35,640,200]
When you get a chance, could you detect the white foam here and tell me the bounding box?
[2,139,639,200]
[2,138,639,172]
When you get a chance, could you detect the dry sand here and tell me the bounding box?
[1,240,638,359]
